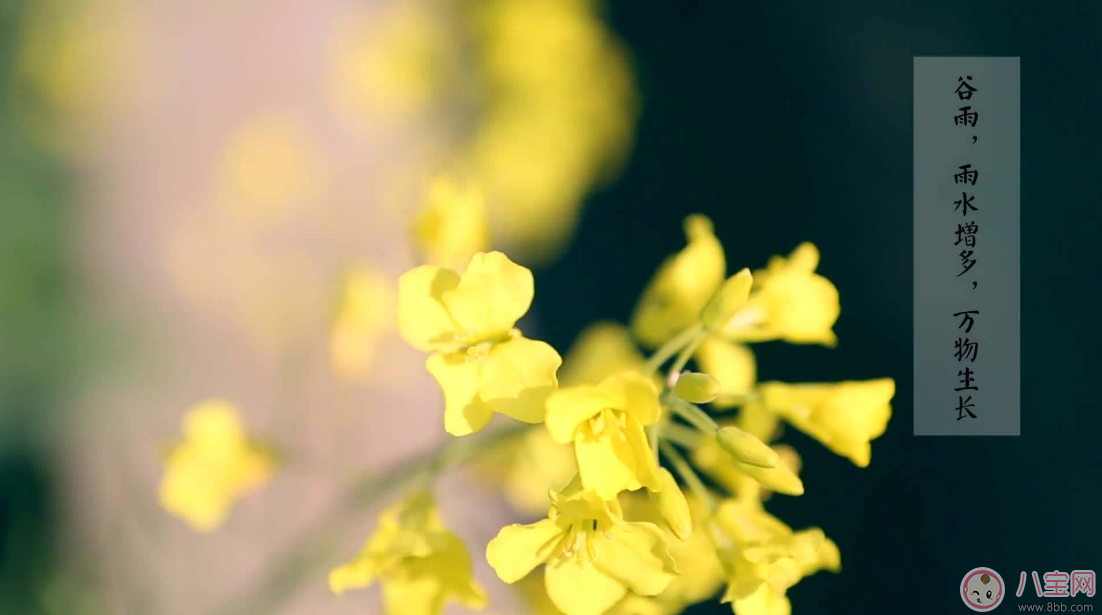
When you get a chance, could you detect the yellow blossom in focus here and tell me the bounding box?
[545,372,663,499]
[159,400,274,532]
[757,379,895,467]
[217,113,323,223]
[329,267,395,382]
[329,2,450,123]
[486,484,677,615]
[724,243,840,347]
[413,176,490,269]
[559,322,645,386]
[329,491,487,615]
[631,215,726,347]
[464,0,637,261]
[398,251,561,435]
[694,338,757,409]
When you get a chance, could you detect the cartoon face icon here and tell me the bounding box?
[961,568,1005,611]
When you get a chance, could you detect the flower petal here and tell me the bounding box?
[545,384,623,444]
[624,415,661,491]
[575,429,640,500]
[595,521,678,596]
[442,251,533,339]
[610,372,661,425]
[426,352,494,436]
[545,558,627,615]
[398,265,462,351]
[486,519,561,583]
[480,336,562,424]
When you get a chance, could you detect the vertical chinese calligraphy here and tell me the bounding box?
[953,76,981,421]
[914,57,1019,436]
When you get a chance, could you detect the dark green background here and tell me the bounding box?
[2,1,1100,614]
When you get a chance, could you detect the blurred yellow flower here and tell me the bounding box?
[159,400,274,532]
[465,0,637,261]
[631,215,726,347]
[756,379,895,467]
[329,267,395,382]
[330,491,487,615]
[545,372,662,499]
[398,251,561,435]
[329,1,450,123]
[558,322,645,386]
[694,338,756,408]
[486,485,677,615]
[16,0,134,152]
[725,243,840,347]
[217,113,323,223]
[714,499,840,615]
[413,176,490,269]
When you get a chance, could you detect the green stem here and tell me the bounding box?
[214,422,532,615]
[660,422,703,448]
[659,441,716,512]
[669,330,707,376]
[643,323,704,375]
[665,394,719,437]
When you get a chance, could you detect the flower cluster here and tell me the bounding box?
[157,208,893,615]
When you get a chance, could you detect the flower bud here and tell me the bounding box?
[700,268,753,332]
[716,426,778,468]
[673,372,721,404]
[736,459,804,496]
[648,468,692,540]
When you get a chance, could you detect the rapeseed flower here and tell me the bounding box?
[329,491,487,615]
[486,483,677,615]
[545,372,663,499]
[631,215,725,347]
[398,251,561,435]
[159,400,274,531]
[755,379,895,467]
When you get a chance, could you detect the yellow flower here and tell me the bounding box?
[545,372,663,499]
[559,322,645,387]
[398,251,562,436]
[413,177,490,269]
[330,491,487,615]
[694,337,756,409]
[486,485,677,615]
[631,215,726,347]
[158,400,274,531]
[328,2,449,123]
[713,499,840,615]
[756,379,895,467]
[607,494,724,615]
[725,243,840,346]
[329,267,394,382]
[464,0,637,261]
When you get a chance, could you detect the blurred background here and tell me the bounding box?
[1,0,1099,614]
